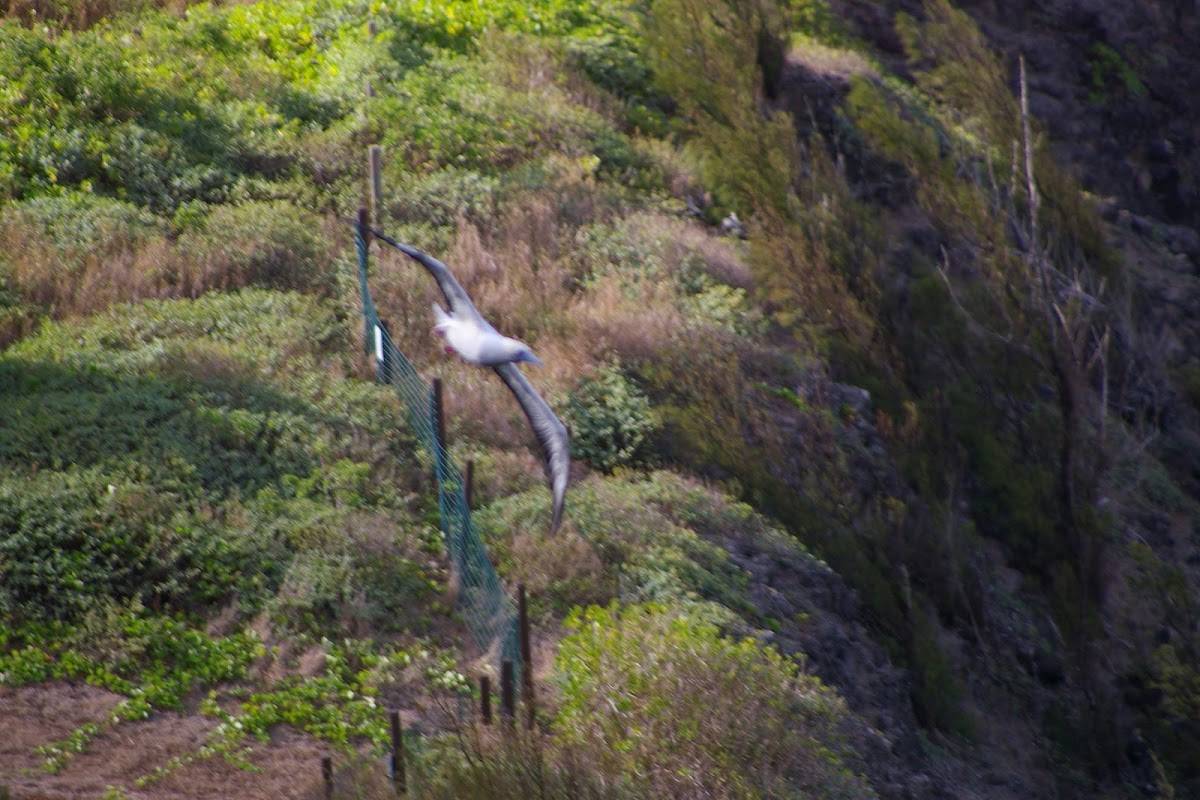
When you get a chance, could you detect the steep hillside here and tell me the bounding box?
[1,0,1198,798]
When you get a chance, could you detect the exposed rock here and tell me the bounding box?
[711,524,935,799]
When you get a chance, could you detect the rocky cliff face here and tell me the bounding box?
[836,0,1200,226]
[765,2,1200,796]
[836,0,1200,370]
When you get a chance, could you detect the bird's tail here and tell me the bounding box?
[432,302,452,331]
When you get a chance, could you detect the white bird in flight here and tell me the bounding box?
[431,304,543,367]
[367,228,569,535]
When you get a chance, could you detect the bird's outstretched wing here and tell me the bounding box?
[494,362,569,536]
[369,228,497,334]
[360,222,570,534]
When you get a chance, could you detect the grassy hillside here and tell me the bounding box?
[1,0,1198,797]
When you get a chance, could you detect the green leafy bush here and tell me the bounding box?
[175,200,333,294]
[477,471,776,615]
[385,167,501,231]
[1,192,162,253]
[0,290,426,623]
[0,468,244,621]
[375,50,610,176]
[1086,42,1148,104]
[564,362,659,473]
[554,603,874,800]
[265,516,436,636]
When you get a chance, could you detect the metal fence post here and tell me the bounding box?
[500,660,515,727]
[390,710,406,794]
[519,584,535,729]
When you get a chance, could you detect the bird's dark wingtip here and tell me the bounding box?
[548,493,564,536]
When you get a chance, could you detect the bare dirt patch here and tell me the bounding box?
[0,683,333,799]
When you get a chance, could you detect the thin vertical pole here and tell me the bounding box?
[390,710,406,794]
[377,319,393,385]
[431,377,448,530]
[500,660,515,727]
[432,378,447,457]
[357,205,372,252]
[356,206,373,362]
[322,755,333,799]
[464,458,475,508]
[431,377,458,588]
[369,145,384,224]
[480,675,492,725]
[519,584,535,729]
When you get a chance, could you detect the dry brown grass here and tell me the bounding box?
[0,0,173,29]
[0,219,176,319]
[0,202,338,346]
[502,528,613,607]
[363,182,763,469]
[788,39,877,81]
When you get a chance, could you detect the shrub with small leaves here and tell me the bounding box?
[554,603,874,800]
[564,362,659,473]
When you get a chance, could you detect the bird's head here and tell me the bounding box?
[507,339,543,366]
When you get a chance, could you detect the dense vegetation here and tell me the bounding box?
[1,0,1197,797]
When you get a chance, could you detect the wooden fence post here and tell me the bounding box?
[369,145,383,224]
[480,675,492,726]
[464,458,475,508]
[376,319,393,385]
[357,205,373,253]
[432,378,447,458]
[390,710,406,794]
[431,376,449,529]
[500,660,515,727]
[519,584,535,729]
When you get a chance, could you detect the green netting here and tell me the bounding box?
[354,226,520,674]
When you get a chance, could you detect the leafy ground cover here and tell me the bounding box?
[2,0,1197,796]
[0,0,877,795]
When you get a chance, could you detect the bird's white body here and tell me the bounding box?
[432,305,542,367]
[377,234,569,534]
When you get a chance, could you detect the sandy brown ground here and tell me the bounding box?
[0,682,332,799]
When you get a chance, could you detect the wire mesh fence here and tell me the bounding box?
[353,224,520,674]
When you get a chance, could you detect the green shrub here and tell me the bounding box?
[1086,42,1147,104]
[0,192,162,253]
[478,471,783,617]
[374,49,609,176]
[265,513,436,637]
[0,468,249,621]
[384,167,501,231]
[175,200,332,294]
[564,362,660,473]
[565,28,651,99]
[554,603,874,799]
[412,726,647,800]
[0,290,427,624]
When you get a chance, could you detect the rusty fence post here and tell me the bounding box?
[500,660,515,727]
[389,710,406,794]
[464,458,475,508]
[480,675,492,726]
[369,145,383,224]
[519,584,535,729]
